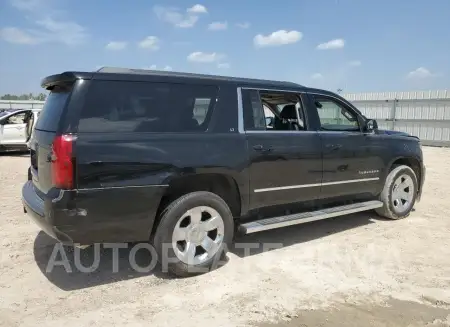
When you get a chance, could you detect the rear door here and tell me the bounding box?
[240,88,323,210]
[30,87,72,195]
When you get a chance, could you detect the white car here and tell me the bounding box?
[0,109,40,152]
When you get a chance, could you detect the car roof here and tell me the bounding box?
[41,66,306,91]
[0,109,28,118]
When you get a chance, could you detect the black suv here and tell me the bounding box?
[22,67,425,276]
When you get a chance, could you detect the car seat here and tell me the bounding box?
[273,104,299,130]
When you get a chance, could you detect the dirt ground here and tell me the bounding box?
[0,147,449,327]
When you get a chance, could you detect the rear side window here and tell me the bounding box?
[78,81,218,133]
[34,91,70,131]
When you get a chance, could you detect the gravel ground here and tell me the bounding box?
[0,147,449,327]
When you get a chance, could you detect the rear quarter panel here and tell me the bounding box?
[73,133,248,241]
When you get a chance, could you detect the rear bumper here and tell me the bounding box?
[22,180,166,245]
[22,181,73,244]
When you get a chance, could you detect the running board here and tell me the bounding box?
[239,200,383,234]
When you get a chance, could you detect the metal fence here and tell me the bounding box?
[2,90,450,146]
[0,100,45,110]
[343,90,450,147]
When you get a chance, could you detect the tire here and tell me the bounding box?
[152,191,234,277]
[375,165,418,220]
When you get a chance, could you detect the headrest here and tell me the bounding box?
[280,105,297,119]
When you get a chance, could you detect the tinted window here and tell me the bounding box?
[242,89,266,130]
[78,81,218,133]
[35,91,70,132]
[192,98,211,125]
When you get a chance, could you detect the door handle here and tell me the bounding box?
[253,145,272,152]
[326,144,342,150]
[88,161,104,166]
[253,145,263,151]
[337,164,348,172]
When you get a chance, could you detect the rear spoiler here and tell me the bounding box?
[41,71,93,89]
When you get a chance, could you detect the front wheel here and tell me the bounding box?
[152,191,234,277]
[376,165,418,219]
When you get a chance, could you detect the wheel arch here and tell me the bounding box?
[388,156,422,192]
[152,173,242,236]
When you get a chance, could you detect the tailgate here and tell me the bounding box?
[30,90,71,195]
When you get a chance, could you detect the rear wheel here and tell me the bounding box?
[152,191,234,277]
[376,165,418,219]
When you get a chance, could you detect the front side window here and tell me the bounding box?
[78,81,218,133]
[314,96,360,131]
[6,112,27,125]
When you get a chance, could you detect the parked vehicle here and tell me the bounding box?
[0,109,40,152]
[0,108,18,117]
[22,67,425,277]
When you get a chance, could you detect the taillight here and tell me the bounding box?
[51,134,76,189]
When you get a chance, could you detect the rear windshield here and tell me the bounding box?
[78,81,218,133]
[34,91,70,132]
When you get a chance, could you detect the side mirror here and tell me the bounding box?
[365,119,378,132]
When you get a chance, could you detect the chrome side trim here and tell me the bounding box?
[245,130,318,135]
[254,177,379,193]
[76,185,169,191]
[322,177,379,186]
[246,130,361,135]
[255,182,321,193]
[240,200,383,234]
[237,87,244,134]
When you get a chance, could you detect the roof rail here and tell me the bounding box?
[96,66,136,73]
[94,66,304,88]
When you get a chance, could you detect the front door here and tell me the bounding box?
[0,111,28,145]
[240,88,323,211]
[309,93,384,199]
